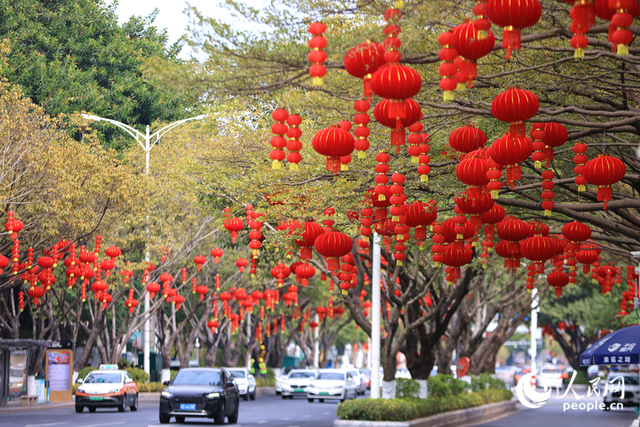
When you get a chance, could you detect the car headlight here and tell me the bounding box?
[207,392,220,399]
[161,391,172,398]
[77,387,85,393]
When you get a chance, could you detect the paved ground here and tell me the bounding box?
[0,392,363,427]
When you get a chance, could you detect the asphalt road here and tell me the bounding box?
[0,393,360,427]
[471,394,638,427]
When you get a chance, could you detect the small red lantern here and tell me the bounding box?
[547,270,569,298]
[583,153,626,209]
[491,87,539,136]
[405,200,438,245]
[373,98,422,151]
[452,20,495,87]
[196,284,209,301]
[437,31,458,101]
[105,246,121,260]
[353,100,371,159]
[286,114,303,170]
[270,108,288,170]
[488,133,533,188]
[194,255,207,272]
[294,221,324,260]
[224,216,244,243]
[173,294,185,310]
[449,125,487,158]
[308,22,327,85]
[295,263,316,287]
[573,142,589,192]
[210,248,224,263]
[236,258,248,272]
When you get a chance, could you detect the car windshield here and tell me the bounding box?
[85,373,121,384]
[173,370,222,386]
[610,374,640,385]
[289,372,315,379]
[317,372,345,381]
[228,370,246,379]
[542,368,561,374]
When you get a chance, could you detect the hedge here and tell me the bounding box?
[336,389,513,422]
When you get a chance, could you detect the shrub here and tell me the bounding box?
[171,369,178,381]
[255,378,275,387]
[78,366,98,380]
[126,367,150,384]
[266,367,276,380]
[427,374,469,398]
[396,378,420,398]
[337,389,513,421]
[566,369,589,385]
[470,373,507,392]
[138,382,165,392]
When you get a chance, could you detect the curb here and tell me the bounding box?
[257,387,275,396]
[333,400,516,427]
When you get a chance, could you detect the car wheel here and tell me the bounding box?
[159,412,171,424]
[319,398,324,403]
[227,398,239,424]
[213,399,225,425]
[282,394,287,400]
[75,404,83,413]
[243,393,249,401]
[249,389,256,401]
[130,393,138,411]
[175,416,185,423]
[276,391,281,395]
[308,398,314,403]
[118,395,126,412]
[88,407,96,413]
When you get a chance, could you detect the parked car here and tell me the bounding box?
[604,371,640,410]
[281,369,317,399]
[75,365,138,413]
[347,369,367,395]
[307,369,358,403]
[536,365,564,390]
[226,367,257,401]
[159,368,239,424]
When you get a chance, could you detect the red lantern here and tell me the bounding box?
[486,0,542,59]
[449,125,487,158]
[308,22,327,85]
[295,263,316,287]
[312,126,355,173]
[541,170,555,215]
[353,100,371,159]
[196,284,209,301]
[270,108,288,169]
[405,200,438,245]
[547,271,569,298]
[28,286,44,307]
[542,122,568,165]
[437,31,458,101]
[562,221,592,243]
[488,133,533,188]
[286,114,303,170]
[294,221,325,260]
[520,236,556,273]
[572,142,589,192]
[314,231,353,272]
[455,188,494,227]
[373,98,422,151]
[210,248,224,264]
[344,41,386,101]
[224,216,244,243]
[583,153,626,209]
[194,255,207,272]
[236,258,248,272]
[452,20,495,87]
[491,87,539,136]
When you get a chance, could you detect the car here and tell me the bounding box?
[306,369,358,403]
[513,366,533,386]
[536,365,564,390]
[347,369,367,395]
[75,365,139,413]
[281,369,317,399]
[603,371,640,410]
[159,368,239,424]
[358,369,372,388]
[226,367,257,401]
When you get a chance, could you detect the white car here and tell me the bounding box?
[536,365,564,390]
[226,367,257,401]
[604,371,640,410]
[75,366,139,413]
[307,369,358,403]
[281,369,317,399]
[347,369,367,395]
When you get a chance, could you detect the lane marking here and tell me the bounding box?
[256,421,267,424]
[76,422,125,427]
[25,423,69,427]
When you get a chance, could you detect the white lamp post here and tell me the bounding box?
[370,233,381,399]
[81,113,207,376]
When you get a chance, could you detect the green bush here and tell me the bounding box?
[266,368,275,380]
[337,389,513,421]
[565,369,589,385]
[171,370,178,381]
[138,382,165,392]
[396,378,420,398]
[78,366,98,380]
[470,374,507,392]
[126,367,150,384]
[427,374,469,398]
[255,378,275,387]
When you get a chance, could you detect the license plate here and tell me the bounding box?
[180,403,196,411]
[89,396,103,401]
[294,389,304,393]
[319,392,329,395]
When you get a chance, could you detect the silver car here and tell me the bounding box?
[306,369,358,403]
[226,367,257,401]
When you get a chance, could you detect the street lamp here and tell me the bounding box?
[81,113,207,377]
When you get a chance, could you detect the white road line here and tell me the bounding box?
[303,414,312,417]
[76,422,125,427]
[256,421,268,424]
[25,423,69,427]
[281,417,291,420]
[322,411,330,414]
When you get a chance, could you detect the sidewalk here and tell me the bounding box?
[0,393,161,413]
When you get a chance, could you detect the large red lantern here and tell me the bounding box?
[455,189,494,227]
[542,122,568,165]
[314,231,353,272]
[491,87,539,136]
[344,41,386,101]
[370,59,422,120]
[562,221,592,244]
[224,217,244,243]
[488,133,533,188]
[405,200,437,244]
[452,20,496,87]
[583,153,626,209]
[547,270,569,298]
[312,126,355,174]
[295,263,316,287]
[486,0,542,59]
[520,236,556,273]
[373,98,422,151]
[449,125,487,157]
[294,221,324,260]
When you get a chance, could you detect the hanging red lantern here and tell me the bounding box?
[583,153,626,209]
[418,136,431,183]
[105,246,121,260]
[286,114,303,170]
[547,270,569,298]
[491,87,539,136]
[308,22,327,85]
[486,0,542,59]
[530,124,546,168]
[236,258,248,273]
[455,188,494,227]
[295,263,316,287]
[271,263,291,288]
[28,285,44,307]
[572,142,588,192]
[577,246,601,274]
[224,216,244,243]
[314,231,353,272]
[196,284,209,301]
[18,290,24,312]
[542,122,568,166]
[521,235,556,273]
[373,98,422,152]
[488,133,533,188]
[541,170,555,215]
[437,31,458,101]
[449,125,487,158]
[294,221,324,260]
[210,248,224,264]
[312,126,355,174]
[405,200,438,245]
[353,100,371,159]
[270,108,288,170]
[344,41,386,101]
[452,20,495,87]
[194,255,207,272]
[562,221,592,244]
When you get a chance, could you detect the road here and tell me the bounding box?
[471,394,638,427]
[0,394,352,427]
